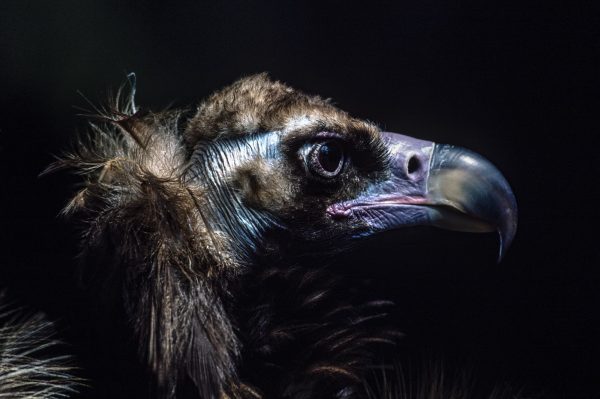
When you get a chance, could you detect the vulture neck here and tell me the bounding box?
[189,132,282,264]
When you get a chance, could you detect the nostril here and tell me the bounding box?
[407,154,422,176]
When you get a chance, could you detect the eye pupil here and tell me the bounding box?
[318,142,343,173]
[307,139,346,179]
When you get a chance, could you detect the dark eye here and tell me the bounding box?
[308,140,346,179]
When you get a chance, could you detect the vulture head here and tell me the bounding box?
[186,74,515,262]
[57,73,517,398]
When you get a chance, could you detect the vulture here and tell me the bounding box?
[52,73,517,399]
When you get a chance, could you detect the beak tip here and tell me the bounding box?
[497,206,518,263]
[429,144,518,263]
[497,233,508,263]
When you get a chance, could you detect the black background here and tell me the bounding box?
[0,1,598,397]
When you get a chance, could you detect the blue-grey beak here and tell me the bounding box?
[328,132,518,261]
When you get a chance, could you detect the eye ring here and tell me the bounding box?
[307,140,346,179]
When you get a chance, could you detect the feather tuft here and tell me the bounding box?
[0,294,80,398]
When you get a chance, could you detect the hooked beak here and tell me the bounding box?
[328,132,518,261]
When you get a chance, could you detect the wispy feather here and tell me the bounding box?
[0,294,80,398]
